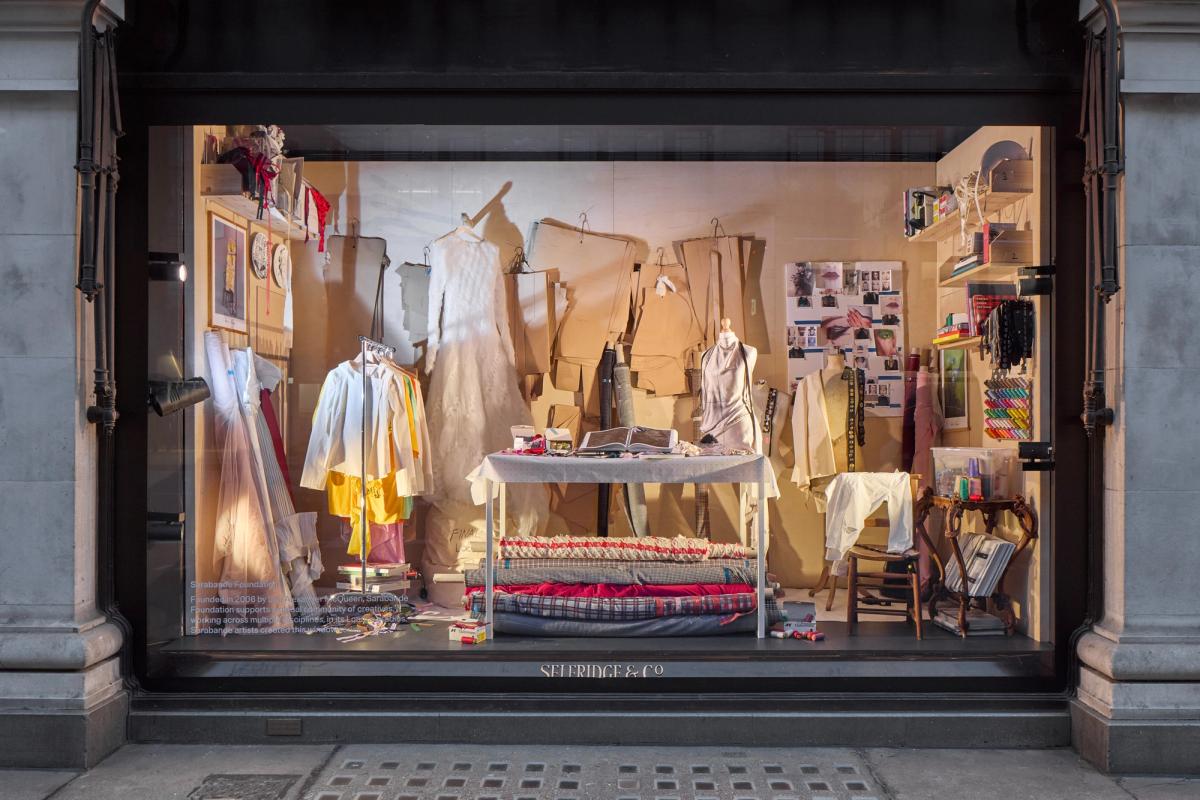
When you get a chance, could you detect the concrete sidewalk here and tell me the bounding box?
[4,744,1198,800]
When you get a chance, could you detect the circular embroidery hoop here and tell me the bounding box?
[250,231,270,279]
[271,243,291,290]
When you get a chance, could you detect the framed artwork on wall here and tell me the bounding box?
[940,347,970,430]
[210,214,248,333]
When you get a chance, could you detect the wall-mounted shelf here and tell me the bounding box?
[937,229,1032,287]
[200,163,316,242]
[940,262,1022,288]
[906,159,1034,244]
[934,335,981,350]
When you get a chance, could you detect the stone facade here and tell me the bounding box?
[0,0,127,769]
[1072,0,1200,775]
[1,0,1199,773]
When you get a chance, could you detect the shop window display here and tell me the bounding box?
[144,124,1054,678]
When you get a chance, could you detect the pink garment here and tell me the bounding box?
[913,368,944,591]
[339,519,406,565]
[464,582,756,599]
[912,368,944,491]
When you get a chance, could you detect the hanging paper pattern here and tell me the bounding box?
[783,260,906,417]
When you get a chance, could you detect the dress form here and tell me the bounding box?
[699,318,759,452]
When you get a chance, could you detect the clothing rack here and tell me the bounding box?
[357,334,395,592]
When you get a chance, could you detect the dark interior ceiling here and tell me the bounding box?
[280,125,977,162]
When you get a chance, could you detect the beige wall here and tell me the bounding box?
[296,160,940,589]
[187,126,306,628]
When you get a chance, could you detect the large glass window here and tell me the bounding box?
[143,124,1055,685]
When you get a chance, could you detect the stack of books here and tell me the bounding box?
[933,608,1007,637]
[336,562,412,595]
[933,312,972,345]
[949,252,982,277]
[943,534,1017,598]
[966,282,1017,336]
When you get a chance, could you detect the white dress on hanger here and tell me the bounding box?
[426,224,548,533]
[204,332,293,630]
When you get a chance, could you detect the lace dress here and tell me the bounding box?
[426,225,548,533]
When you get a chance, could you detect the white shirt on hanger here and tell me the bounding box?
[299,360,417,494]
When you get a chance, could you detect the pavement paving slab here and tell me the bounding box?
[3,744,1200,800]
[44,744,335,800]
[0,769,76,800]
[863,747,1142,800]
[1117,777,1200,800]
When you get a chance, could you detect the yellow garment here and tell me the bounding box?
[399,373,420,458]
[327,470,413,556]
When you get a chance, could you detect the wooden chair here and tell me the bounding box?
[845,478,937,639]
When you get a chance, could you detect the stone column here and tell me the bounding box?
[1073,0,1200,775]
[0,0,127,769]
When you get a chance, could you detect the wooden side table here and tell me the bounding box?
[917,493,1038,637]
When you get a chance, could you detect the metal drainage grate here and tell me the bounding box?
[190,774,300,800]
[305,745,882,800]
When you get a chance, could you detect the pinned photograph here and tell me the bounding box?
[787,326,808,358]
[819,315,855,348]
[879,293,903,318]
[815,262,844,293]
[786,262,815,298]
[847,305,873,329]
[873,327,899,357]
[842,265,861,295]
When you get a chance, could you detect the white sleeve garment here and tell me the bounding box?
[425,241,449,374]
[299,366,349,490]
[790,372,837,504]
[823,471,914,573]
[384,370,417,497]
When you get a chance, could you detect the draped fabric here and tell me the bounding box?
[237,353,322,616]
[203,332,293,630]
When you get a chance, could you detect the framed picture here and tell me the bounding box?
[210,215,248,333]
[940,348,969,430]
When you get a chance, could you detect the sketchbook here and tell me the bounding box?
[577,426,678,454]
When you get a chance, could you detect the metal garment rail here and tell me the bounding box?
[478,454,773,638]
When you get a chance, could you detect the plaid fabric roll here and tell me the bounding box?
[496,535,755,562]
[467,591,781,622]
[492,557,757,570]
[465,561,758,587]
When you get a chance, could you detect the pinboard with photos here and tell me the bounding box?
[784,260,906,416]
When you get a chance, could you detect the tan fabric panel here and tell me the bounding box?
[629,263,703,396]
[528,218,636,363]
[506,271,554,377]
[674,235,747,345]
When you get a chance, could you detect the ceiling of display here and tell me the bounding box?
[279,125,976,162]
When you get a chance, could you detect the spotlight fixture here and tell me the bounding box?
[148,378,210,416]
[149,251,187,282]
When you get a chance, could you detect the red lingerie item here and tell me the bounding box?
[307,186,332,252]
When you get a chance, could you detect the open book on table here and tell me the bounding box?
[577,426,678,454]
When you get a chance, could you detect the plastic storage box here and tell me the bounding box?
[930,447,1018,501]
